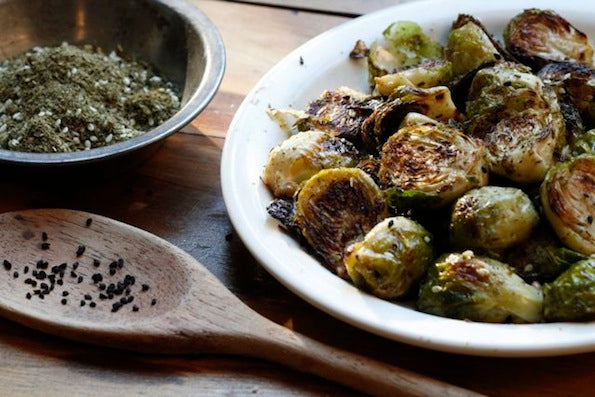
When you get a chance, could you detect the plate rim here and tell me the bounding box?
[221,0,595,357]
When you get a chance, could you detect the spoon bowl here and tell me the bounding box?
[0,209,479,397]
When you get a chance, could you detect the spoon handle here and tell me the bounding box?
[225,322,482,397]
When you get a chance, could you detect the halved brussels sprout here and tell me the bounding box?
[506,225,588,283]
[374,60,453,95]
[344,217,433,299]
[504,9,594,70]
[538,61,595,129]
[570,129,595,156]
[417,251,544,323]
[466,62,565,183]
[445,19,502,77]
[543,258,595,322]
[296,168,388,276]
[450,187,539,255]
[398,112,441,128]
[541,155,595,255]
[263,130,359,198]
[368,21,443,79]
[379,124,488,208]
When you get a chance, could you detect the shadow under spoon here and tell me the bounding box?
[0,208,481,397]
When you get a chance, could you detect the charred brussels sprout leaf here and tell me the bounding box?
[368,21,443,79]
[344,217,433,299]
[417,251,544,323]
[379,124,488,208]
[296,168,388,276]
[466,62,565,183]
[570,129,595,156]
[541,155,595,255]
[543,258,595,322]
[450,187,539,255]
[263,130,359,198]
[504,9,594,70]
[506,225,588,283]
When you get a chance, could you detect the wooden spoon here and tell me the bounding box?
[0,209,480,397]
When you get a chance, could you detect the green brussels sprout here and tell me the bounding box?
[506,225,588,283]
[344,217,433,299]
[296,168,388,276]
[379,124,488,208]
[541,155,595,255]
[445,20,502,77]
[417,251,544,323]
[450,187,539,255]
[543,258,595,322]
[538,61,595,130]
[504,9,594,70]
[374,60,453,96]
[368,21,443,79]
[570,129,595,156]
[263,130,359,198]
[466,62,565,183]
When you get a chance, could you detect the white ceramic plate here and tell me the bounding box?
[222,0,595,357]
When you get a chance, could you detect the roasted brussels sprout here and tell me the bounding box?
[368,21,443,79]
[417,251,544,323]
[570,129,595,156]
[398,112,441,128]
[296,168,388,276]
[445,19,503,77]
[374,60,453,95]
[543,258,595,322]
[263,130,359,198]
[450,187,539,255]
[506,225,588,282]
[344,217,433,299]
[466,62,565,183]
[379,124,488,208]
[538,61,595,129]
[541,155,595,255]
[361,86,460,152]
[504,9,594,70]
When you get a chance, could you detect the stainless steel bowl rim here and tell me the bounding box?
[0,0,225,166]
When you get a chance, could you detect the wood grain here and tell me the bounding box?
[223,0,418,16]
[0,0,592,396]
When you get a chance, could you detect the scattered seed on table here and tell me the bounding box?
[98,283,106,290]
[26,293,31,300]
[40,283,49,290]
[42,232,48,241]
[92,273,103,283]
[70,271,77,278]
[93,259,100,267]
[86,218,93,227]
[109,268,116,276]
[13,272,18,278]
[57,279,63,286]
[77,276,83,284]
[62,291,69,297]
[41,242,50,250]
[35,271,46,280]
[3,260,12,271]
[99,293,107,300]
[151,298,157,306]
[117,258,124,268]
[23,266,29,274]
[61,299,67,305]
[36,260,48,270]
[80,300,86,307]
[111,302,122,312]
[76,245,86,257]
[141,284,149,292]
[72,262,79,270]
[90,302,96,308]
[84,294,92,300]
[109,261,117,269]
[132,306,139,312]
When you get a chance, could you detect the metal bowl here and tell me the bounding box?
[0,0,225,166]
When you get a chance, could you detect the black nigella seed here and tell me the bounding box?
[70,271,77,278]
[90,302,96,308]
[51,265,60,274]
[117,258,124,268]
[99,293,107,300]
[61,298,67,305]
[109,268,116,276]
[84,294,92,300]
[588,215,593,224]
[132,305,139,312]
[62,291,69,297]
[77,276,83,284]
[119,297,127,304]
[35,271,47,280]
[80,300,86,307]
[141,284,149,292]
[76,245,86,257]
[36,260,48,270]
[151,298,157,306]
[38,294,44,300]
[42,232,48,241]
[41,242,50,250]
[23,266,29,274]
[57,279,63,286]
[125,288,131,296]
[127,296,134,303]
[72,262,79,270]
[111,302,122,312]
[26,293,31,300]
[13,271,18,278]
[92,273,103,283]
[109,261,117,269]
[108,293,114,299]
[93,259,100,267]
[40,282,49,290]
[48,274,56,283]
[98,283,106,291]
[3,260,12,271]
[86,218,93,227]
[28,279,37,287]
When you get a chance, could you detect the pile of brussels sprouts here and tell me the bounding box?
[263,9,594,323]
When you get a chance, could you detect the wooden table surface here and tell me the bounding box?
[0,0,593,396]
